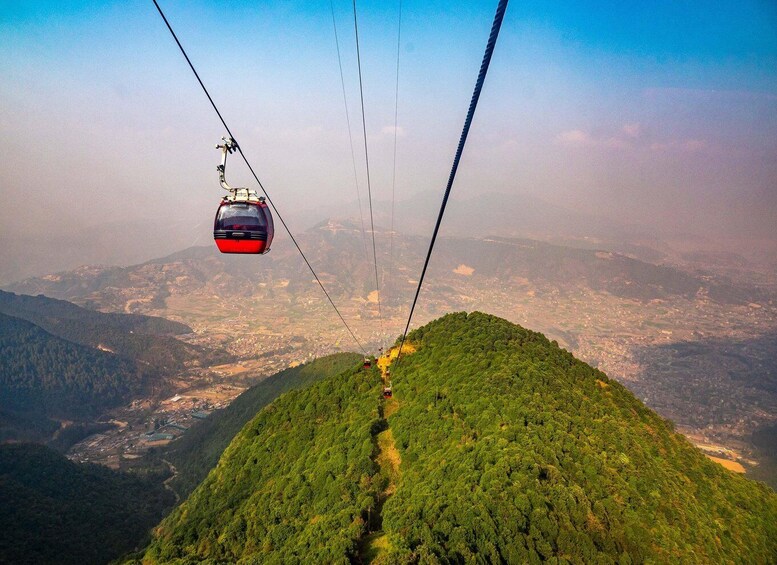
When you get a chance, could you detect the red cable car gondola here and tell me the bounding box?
[213,138,274,255]
[214,198,273,254]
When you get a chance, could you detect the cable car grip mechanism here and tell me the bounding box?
[215,137,264,204]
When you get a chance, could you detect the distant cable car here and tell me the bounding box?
[383,382,393,398]
[213,138,274,254]
[363,358,372,369]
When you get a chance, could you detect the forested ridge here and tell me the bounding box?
[0,291,229,444]
[379,313,777,562]
[0,443,174,565]
[0,290,226,371]
[140,357,382,563]
[157,352,362,498]
[137,312,777,563]
[0,313,142,417]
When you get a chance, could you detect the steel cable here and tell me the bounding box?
[329,0,370,260]
[152,0,367,355]
[352,0,383,335]
[395,0,509,364]
[387,0,402,318]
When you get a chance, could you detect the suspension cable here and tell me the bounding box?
[352,0,383,333]
[387,0,402,315]
[152,0,367,355]
[395,0,509,363]
[329,0,369,260]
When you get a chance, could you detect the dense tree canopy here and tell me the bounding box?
[380,312,777,562]
[0,444,174,565]
[141,359,380,563]
[160,352,362,498]
[0,313,142,419]
[138,312,777,563]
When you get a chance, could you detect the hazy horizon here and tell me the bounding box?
[2,1,776,283]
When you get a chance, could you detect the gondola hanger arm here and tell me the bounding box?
[216,137,239,192]
[215,137,263,203]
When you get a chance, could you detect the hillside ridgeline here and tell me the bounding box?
[140,357,381,563]
[0,290,223,370]
[138,313,777,563]
[0,291,228,445]
[8,229,768,312]
[156,352,362,498]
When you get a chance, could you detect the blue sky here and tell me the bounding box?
[1,0,776,279]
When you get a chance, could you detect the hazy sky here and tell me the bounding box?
[1,1,776,280]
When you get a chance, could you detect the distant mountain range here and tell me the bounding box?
[5,222,774,466]
[6,221,769,312]
[4,191,770,287]
[304,190,777,274]
[374,190,662,250]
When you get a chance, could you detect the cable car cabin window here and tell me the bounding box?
[216,204,267,231]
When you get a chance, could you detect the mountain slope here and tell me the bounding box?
[142,358,381,563]
[0,443,174,565]
[159,352,363,498]
[138,313,777,563]
[381,313,777,562]
[0,292,232,445]
[0,313,142,419]
[0,290,219,371]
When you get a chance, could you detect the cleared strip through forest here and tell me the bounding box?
[358,352,403,563]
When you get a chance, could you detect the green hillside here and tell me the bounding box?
[0,310,161,446]
[0,290,190,335]
[0,292,230,445]
[0,290,226,371]
[159,352,362,498]
[0,443,174,565]
[139,313,777,563]
[0,313,142,420]
[141,357,380,563]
